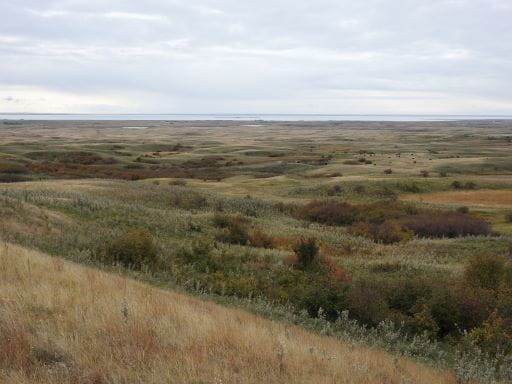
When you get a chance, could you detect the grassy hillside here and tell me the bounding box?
[0,243,455,383]
[1,120,512,382]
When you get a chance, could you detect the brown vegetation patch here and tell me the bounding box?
[0,244,456,383]
[402,189,512,207]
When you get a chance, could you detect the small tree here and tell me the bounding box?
[293,237,319,269]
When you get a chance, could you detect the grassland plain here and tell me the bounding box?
[1,119,512,382]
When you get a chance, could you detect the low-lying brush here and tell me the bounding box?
[102,228,158,269]
[295,200,358,225]
[213,213,251,245]
[401,212,490,238]
[296,200,490,241]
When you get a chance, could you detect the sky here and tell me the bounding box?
[1,0,511,114]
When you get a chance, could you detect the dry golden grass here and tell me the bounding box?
[402,189,512,207]
[0,243,457,384]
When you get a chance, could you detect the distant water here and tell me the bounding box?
[1,113,512,122]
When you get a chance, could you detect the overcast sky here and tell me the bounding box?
[1,0,511,114]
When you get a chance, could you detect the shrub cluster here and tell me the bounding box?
[342,254,512,355]
[248,229,275,249]
[105,229,158,269]
[296,200,490,240]
[452,180,477,190]
[213,214,250,245]
[350,220,413,244]
[400,212,490,238]
[295,200,358,226]
[293,237,319,269]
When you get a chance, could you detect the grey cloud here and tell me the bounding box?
[0,0,511,113]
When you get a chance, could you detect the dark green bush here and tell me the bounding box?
[213,214,250,245]
[293,237,319,270]
[107,229,157,269]
[346,280,389,326]
[213,213,249,228]
[293,278,346,320]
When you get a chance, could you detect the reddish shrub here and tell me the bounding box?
[401,212,490,238]
[296,200,358,226]
[248,229,275,249]
[320,257,350,288]
[376,220,414,244]
[349,220,413,244]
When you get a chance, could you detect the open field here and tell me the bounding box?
[402,189,512,208]
[0,243,456,384]
[1,119,512,382]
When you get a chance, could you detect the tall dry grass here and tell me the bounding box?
[0,243,455,383]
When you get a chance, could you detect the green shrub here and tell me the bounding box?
[215,225,249,245]
[464,254,507,291]
[213,214,250,245]
[293,237,319,270]
[427,287,462,336]
[466,311,512,356]
[212,213,248,228]
[293,278,346,320]
[505,212,512,223]
[346,280,389,326]
[107,229,157,269]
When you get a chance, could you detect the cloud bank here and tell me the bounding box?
[1,0,511,114]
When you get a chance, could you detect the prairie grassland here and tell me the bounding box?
[0,243,456,384]
[1,120,512,382]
